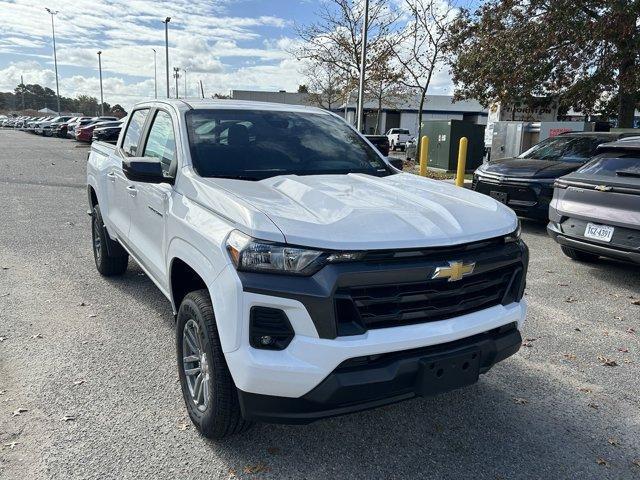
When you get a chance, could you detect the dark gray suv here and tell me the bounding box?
[548,137,640,264]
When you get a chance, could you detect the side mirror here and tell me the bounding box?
[122,157,170,184]
[388,157,403,170]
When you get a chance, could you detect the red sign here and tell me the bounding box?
[549,128,573,137]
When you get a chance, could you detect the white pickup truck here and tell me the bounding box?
[386,128,412,151]
[87,99,528,439]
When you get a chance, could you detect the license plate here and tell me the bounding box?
[584,223,614,242]
[490,191,508,204]
[415,349,480,397]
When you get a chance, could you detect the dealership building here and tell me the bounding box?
[230,90,488,136]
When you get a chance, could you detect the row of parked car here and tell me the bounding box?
[1,114,125,143]
[470,132,639,265]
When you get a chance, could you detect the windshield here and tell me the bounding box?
[185,109,392,180]
[517,136,607,162]
[577,152,640,178]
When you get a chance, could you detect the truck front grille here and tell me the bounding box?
[474,179,538,205]
[335,264,522,334]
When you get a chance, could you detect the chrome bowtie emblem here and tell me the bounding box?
[594,185,612,192]
[432,261,476,282]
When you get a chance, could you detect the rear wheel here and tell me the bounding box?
[561,245,599,262]
[91,204,128,276]
[176,290,252,439]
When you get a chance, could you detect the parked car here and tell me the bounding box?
[54,117,80,137]
[471,132,632,220]
[40,116,74,136]
[91,120,124,143]
[76,120,121,143]
[87,99,528,439]
[548,137,640,264]
[386,128,412,151]
[365,134,390,156]
[72,116,118,140]
[28,117,52,133]
[68,117,95,138]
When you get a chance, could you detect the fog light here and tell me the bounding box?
[249,307,294,350]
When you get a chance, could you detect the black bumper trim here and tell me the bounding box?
[237,323,522,424]
[547,226,640,264]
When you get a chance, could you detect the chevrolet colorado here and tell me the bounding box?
[87,99,528,439]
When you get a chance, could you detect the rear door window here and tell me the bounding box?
[578,153,640,177]
[122,109,149,157]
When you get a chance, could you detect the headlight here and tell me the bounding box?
[227,231,365,275]
[504,222,522,243]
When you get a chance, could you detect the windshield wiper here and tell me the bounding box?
[210,174,261,181]
[616,169,640,178]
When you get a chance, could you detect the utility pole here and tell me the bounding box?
[183,67,188,98]
[356,0,369,133]
[162,17,171,98]
[173,67,180,99]
[199,80,205,99]
[152,48,157,99]
[45,8,61,114]
[97,51,104,115]
[20,74,25,110]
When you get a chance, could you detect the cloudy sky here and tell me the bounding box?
[0,0,455,109]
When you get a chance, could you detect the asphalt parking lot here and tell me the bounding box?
[0,129,638,480]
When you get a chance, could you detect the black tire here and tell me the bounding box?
[91,204,128,276]
[561,245,599,262]
[176,290,252,439]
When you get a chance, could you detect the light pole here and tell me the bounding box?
[356,0,369,133]
[162,17,171,98]
[97,51,104,115]
[173,67,180,99]
[152,48,157,99]
[45,8,61,114]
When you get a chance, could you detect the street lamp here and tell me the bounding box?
[162,17,171,98]
[152,48,157,99]
[45,8,61,114]
[356,0,369,133]
[173,67,180,99]
[97,51,104,115]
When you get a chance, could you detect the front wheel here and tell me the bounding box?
[176,290,252,439]
[561,245,599,262]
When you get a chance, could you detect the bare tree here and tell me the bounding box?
[366,52,409,133]
[389,0,456,154]
[304,62,345,110]
[294,0,400,105]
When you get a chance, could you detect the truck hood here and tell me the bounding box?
[196,173,517,250]
[481,158,582,179]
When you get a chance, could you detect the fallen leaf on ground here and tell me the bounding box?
[597,356,618,367]
[627,328,636,334]
[607,438,620,446]
[31,333,43,339]
[513,397,528,405]
[596,458,609,466]
[632,300,640,306]
[0,293,9,297]
[243,463,269,474]
[565,297,577,303]
[614,316,622,320]
[73,380,85,386]
[577,387,592,393]
[12,407,27,416]
[227,468,237,478]
[61,415,76,422]
[88,314,97,318]
[618,347,629,353]
[574,328,581,332]
[1,267,9,270]
[0,336,6,342]
[588,402,599,409]
[178,423,189,431]
[79,302,87,307]
[632,459,640,467]
[2,442,19,449]
[564,353,577,360]
[0,390,5,395]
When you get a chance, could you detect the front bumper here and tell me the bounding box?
[237,322,522,424]
[472,176,554,220]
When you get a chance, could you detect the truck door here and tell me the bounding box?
[108,108,150,239]
[127,109,177,286]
